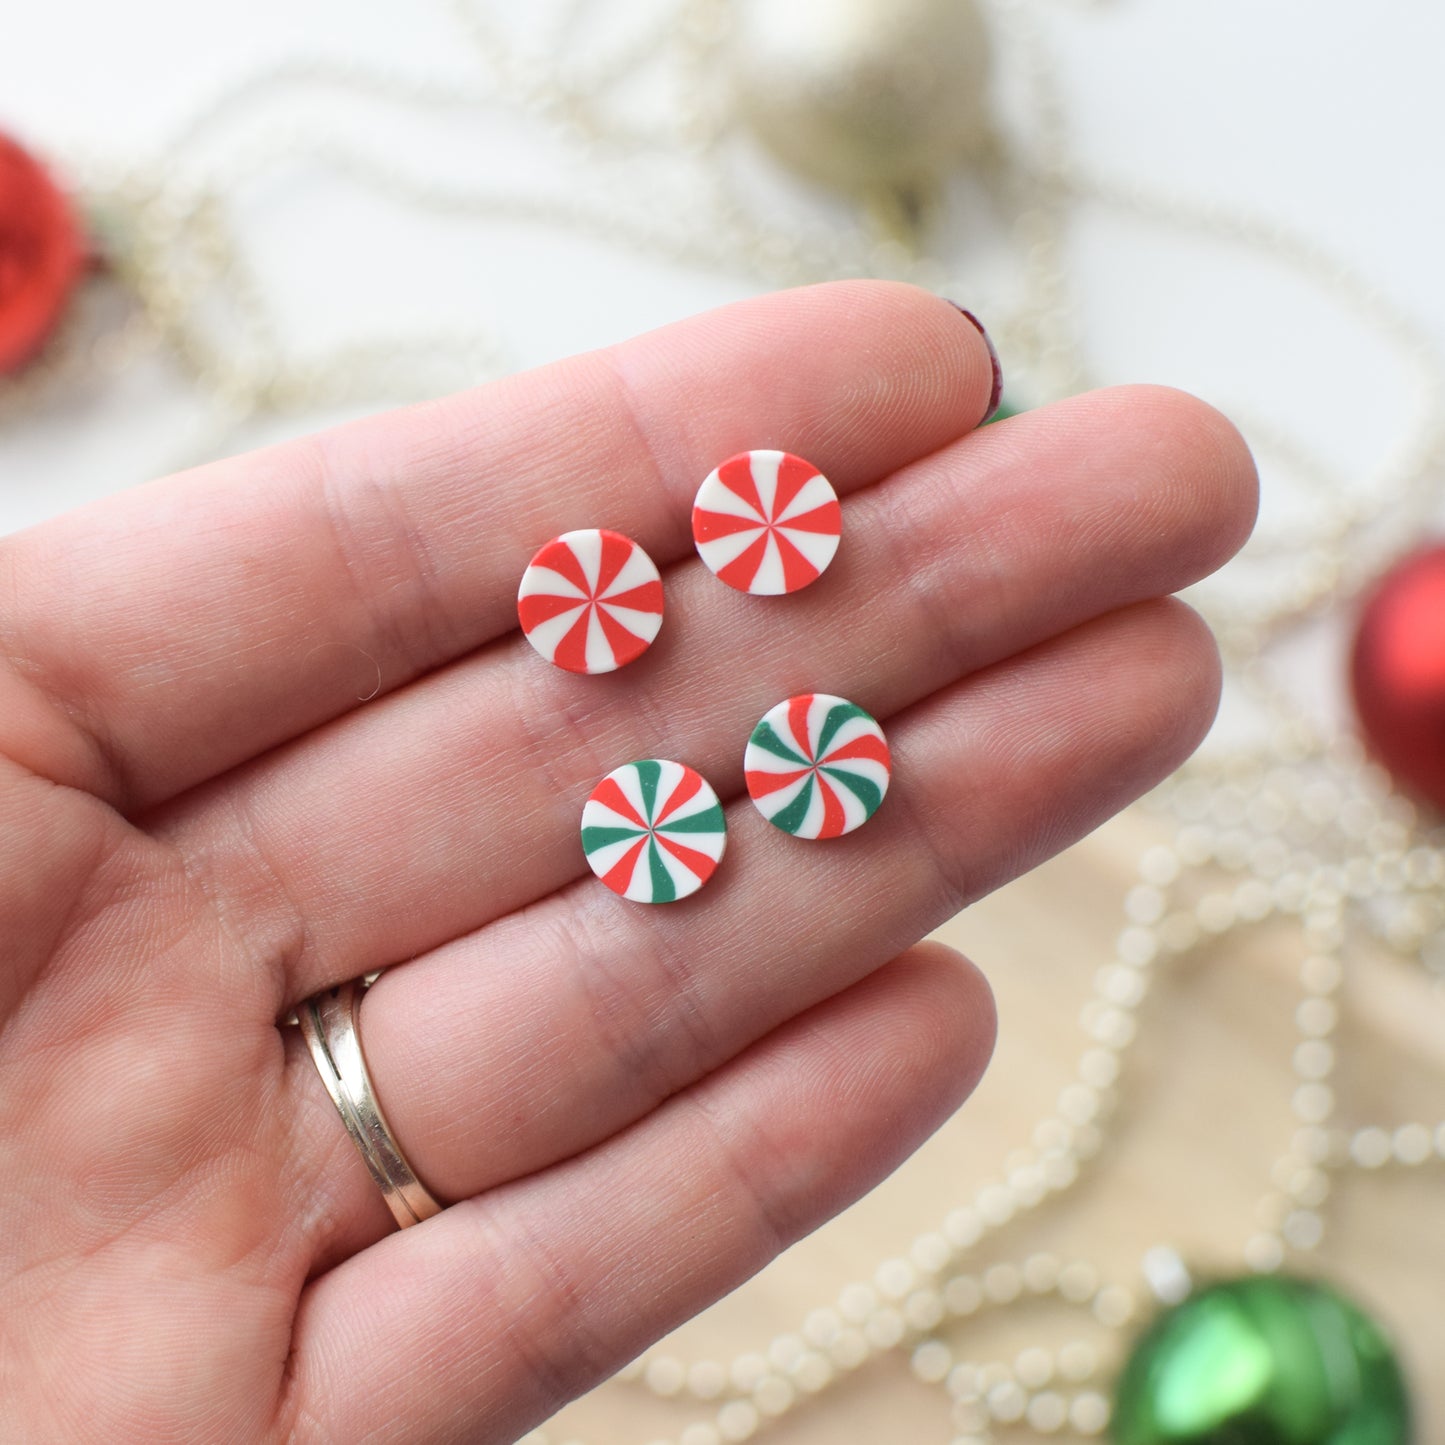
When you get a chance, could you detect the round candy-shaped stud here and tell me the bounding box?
[692,449,841,594]
[745,694,890,838]
[581,759,728,902]
[517,528,664,674]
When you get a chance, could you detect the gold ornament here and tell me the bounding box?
[725,0,994,240]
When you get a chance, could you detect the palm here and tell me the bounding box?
[1,819,299,1437]
[0,284,1255,1444]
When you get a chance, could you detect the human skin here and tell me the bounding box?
[0,282,1257,1443]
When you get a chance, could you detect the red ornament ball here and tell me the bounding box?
[0,131,86,375]
[1350,542,1445,813]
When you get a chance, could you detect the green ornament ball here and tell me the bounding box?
[1111,1276,1411,1445]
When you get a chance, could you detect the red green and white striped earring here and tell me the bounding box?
[580,760,728,902]
[745,694,890,839]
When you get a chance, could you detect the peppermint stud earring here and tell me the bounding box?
[692,449,841,594]
[517,528,664,673]
[745,693,891,838]
[581,760,728,902]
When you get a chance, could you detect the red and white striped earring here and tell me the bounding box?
[517,528,664,674]
[691,449,841,595]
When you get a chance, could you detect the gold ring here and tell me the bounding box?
[299,980,441,1229]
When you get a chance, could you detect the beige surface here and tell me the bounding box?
[548,808,1445,1443]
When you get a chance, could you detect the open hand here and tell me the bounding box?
[0,283,1256,1443]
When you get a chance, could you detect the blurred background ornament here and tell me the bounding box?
[725,0,994,242]
[0,131,87,375]
[1350,543,1445,815]
[1111,1275,1410,1445]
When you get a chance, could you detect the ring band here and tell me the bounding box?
[299,980,441,1229]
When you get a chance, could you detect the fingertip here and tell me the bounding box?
[706,280,1004,443]
[881,939,999,1106]
[943,302,1004,422]
[1152,594,1225,756]
[1094,384,1260,576]
[1057,596,1224,795]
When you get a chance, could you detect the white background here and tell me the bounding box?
[2,0,1444,547]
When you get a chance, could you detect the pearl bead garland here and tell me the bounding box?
[553,703,1445,1445]
[8,3,1445,1441]
[579,705,1445,1444]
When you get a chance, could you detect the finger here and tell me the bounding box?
[0,755,121,1025]
[156,385,1255,1004]
[280,941,995,1445]
[0,283,994,809]
[285,596,1218,1266]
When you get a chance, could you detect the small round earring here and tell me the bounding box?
[581,759,728,902]
[745,693,890,838]
[518,528,664,674]
[692,449,841,595]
